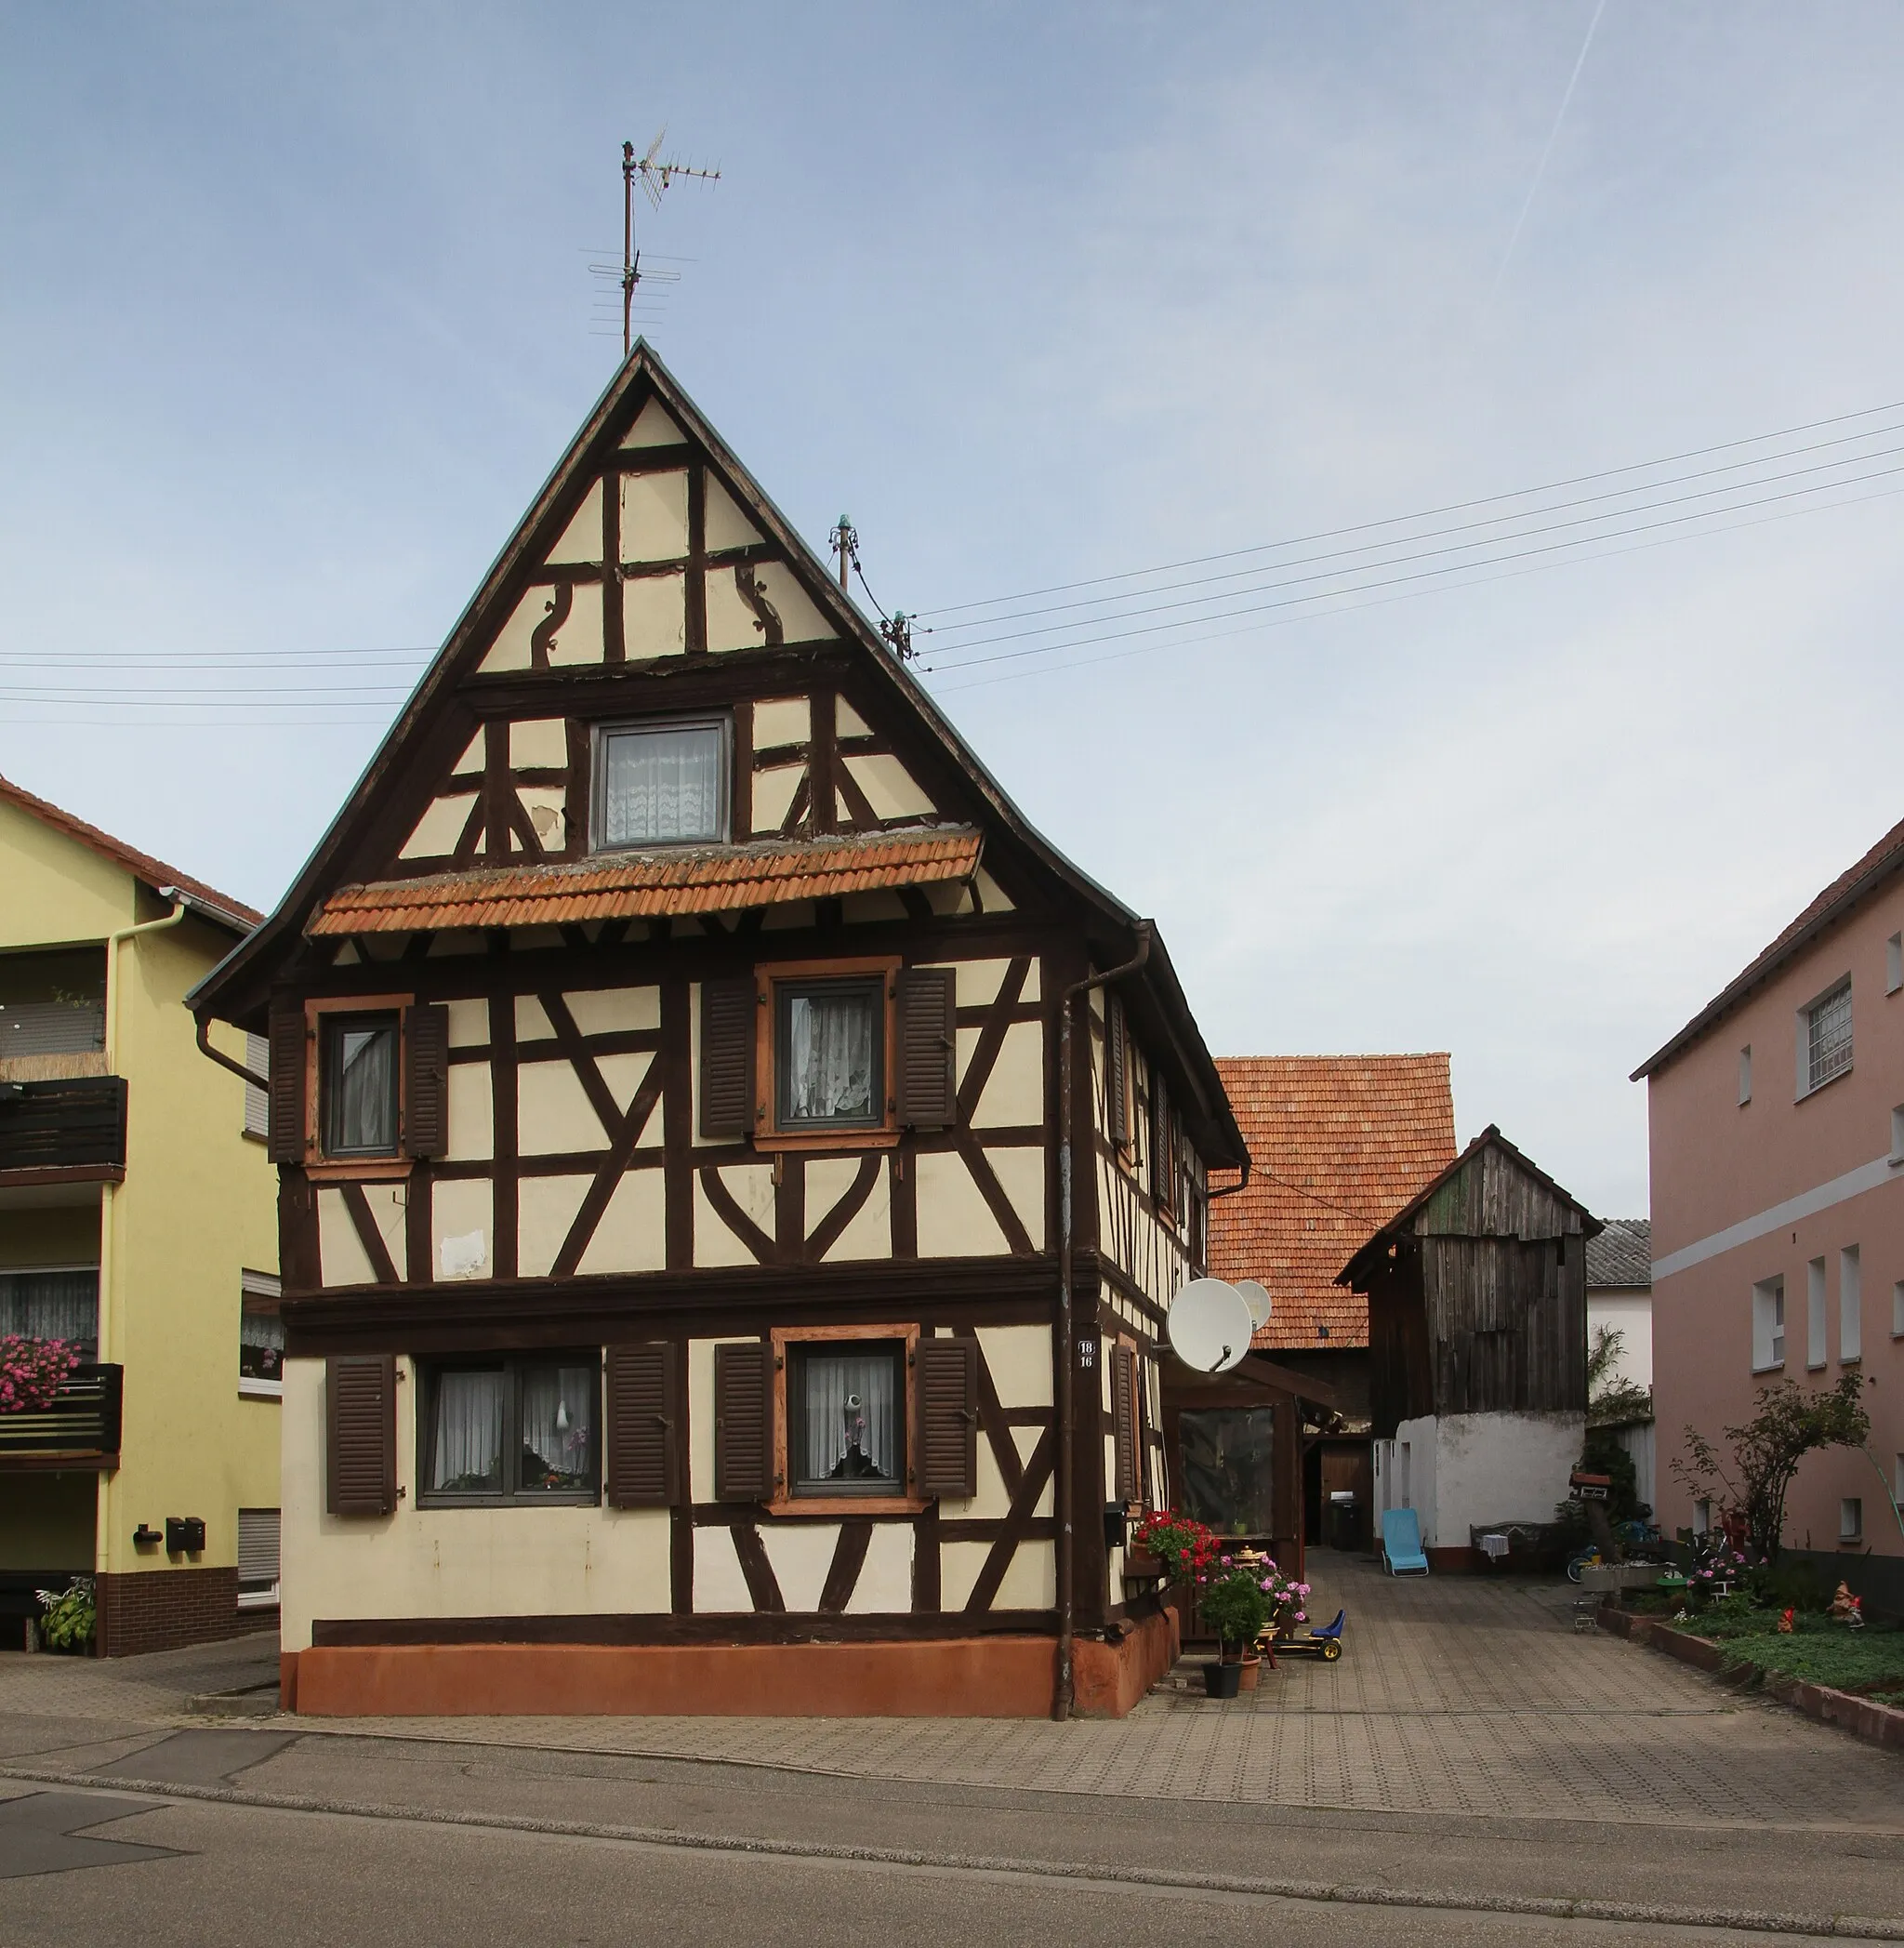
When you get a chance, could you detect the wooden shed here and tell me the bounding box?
[1339,1126,1598,1569]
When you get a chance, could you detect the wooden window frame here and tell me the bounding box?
[769,1322,927,1517]
[414,1351,602,1509]
[753,955,904,1154]
[304,994,414,1183]
[589,711,732,855]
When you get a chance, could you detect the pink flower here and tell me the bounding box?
[1259,1578,1272,1592]
[1294,1611,1306,1623]
[1296,1583,1310,1596]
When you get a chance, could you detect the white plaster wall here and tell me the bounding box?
[914,1151,1008,1257]
[972,1020,1044,1129]
[623,571,685,658]
[845,1522,913,1611]
[516,1175,591,1278]
[621,469,687,563]
[317,1188,374,1288]
[693,1524,753,1612]
[544,583,605,667]
[575,1169,667,1275]
[1587,1291,1654,1390]
[975,1325,1052,1410]
[432,1178,493,1281]
[517,1059,610,1153]
[446,1064,492,1160]
[278,1358,672,1653]
[565,986,660,1036]
[751,762,804,833]
[758,1523,840,1610]
[753,696,810,748]
[545,480,604,564]
[1390,1415,1438,1549]
[1431,1411,1584,1548]
[509,718,568,769]
[400,793,476,859]
[843,753,933,821]
[621,400,683,447]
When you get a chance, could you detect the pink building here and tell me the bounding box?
[1634,816,1904,1606]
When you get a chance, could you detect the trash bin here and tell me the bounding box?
[1328,1491,1360,1551]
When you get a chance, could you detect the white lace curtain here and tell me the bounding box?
[798,1351,899,1489]
[602,725,723,846]
[430,1371,504,1492]
[519,1363,595,1491]
[0,1269,99,1352]
[785,989,875,1123]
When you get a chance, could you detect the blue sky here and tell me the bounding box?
[6,4,1904,1216]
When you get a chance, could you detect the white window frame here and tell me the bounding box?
[1752,1275,1785,1373]
[1806,1257,1827,1369]
[589,713,731,854]
[1839,1496,1862,1543]
[239,1268,284,1399]
[1839,1245,1861,1362]
[1795,976,1853,1099]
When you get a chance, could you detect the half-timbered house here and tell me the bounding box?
[192,344,1247,1718]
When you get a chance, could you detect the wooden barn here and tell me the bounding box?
[190,343,1248,1718]
[1339,1126,1597,1570]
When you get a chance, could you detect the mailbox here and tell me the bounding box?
[165,1517,206,1554]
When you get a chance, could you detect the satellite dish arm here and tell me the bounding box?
[1054,921,1152,1723]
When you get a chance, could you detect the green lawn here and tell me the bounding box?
[1657,1605,1904,1698]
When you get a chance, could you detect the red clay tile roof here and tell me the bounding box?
[310,828,985,934]
[1209,1054,1456,1350]
[0,773,260,932]
[1633,810,1904,1080]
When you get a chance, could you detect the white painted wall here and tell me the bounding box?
[1587,1289,1654,1390]
[1375,1410,1584,1549]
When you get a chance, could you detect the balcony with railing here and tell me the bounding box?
[0,1362,124,1469]
[0,1076,128,1188]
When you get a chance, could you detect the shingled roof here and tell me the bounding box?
[1209,1054,1456,1351]
[1633,810,1904,1080]
[1585,1217,1652,1289]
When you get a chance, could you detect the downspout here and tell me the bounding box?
[95,890,188,1586]
[1054,922,1150,1722]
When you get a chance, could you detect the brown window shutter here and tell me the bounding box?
[894,966,957,1130]
[1105,995,1128,1146]
[1111,1345,1138,1503]
[326,1355,396,1516]
[713,1341,773,1500]
[1149,1070,1172,1213]
[605,1342,677,1507]
[915,1336,977,1499]
[699,978,756,1139]
[403,1003,450,1159]
[267,1008,308,1165]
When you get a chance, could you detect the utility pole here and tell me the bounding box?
[619,131,720,356]
[832,517,854,591]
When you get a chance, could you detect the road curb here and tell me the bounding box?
[1,1759,1900,1939]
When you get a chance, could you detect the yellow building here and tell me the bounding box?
[1,775,280,1654]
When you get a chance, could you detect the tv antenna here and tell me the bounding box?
[617,131,720,354]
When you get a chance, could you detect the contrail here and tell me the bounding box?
[1491,0,1609,300]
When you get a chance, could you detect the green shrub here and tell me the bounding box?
[1745,1557,1832,1614]
[35,1577,94,1654]
[1199,1565,1271,1650]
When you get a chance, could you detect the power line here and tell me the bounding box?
[928,473,1904,696]
[919,418,1904,640]
[909,394,1904,620]
[917,454,1904,677]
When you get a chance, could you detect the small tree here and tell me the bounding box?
[1586,1325,1652,1429]
[1673,1372,1870,1562]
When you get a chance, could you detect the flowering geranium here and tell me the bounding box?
[1131,1509,1220,1584]
[0,1337,80,1414]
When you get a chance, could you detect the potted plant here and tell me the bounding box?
[0,1336,80,1415]
[1199,1559,1271,1696]
[1130,1508,1217,1586]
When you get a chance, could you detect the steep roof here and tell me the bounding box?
[1209,1054,1455,1350]
[1337,1123,1602,1291]
[0,773,259,934]
[1585,1217,1651,1289]
[1633,811,1904,1080]
[186,341,1244,1166]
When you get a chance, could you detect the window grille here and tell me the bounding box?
[1805,981,1852,1092]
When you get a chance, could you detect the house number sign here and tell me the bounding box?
[1078,1335,1098,1370]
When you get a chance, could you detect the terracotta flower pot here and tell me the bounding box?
[1236,1654,1263,1692]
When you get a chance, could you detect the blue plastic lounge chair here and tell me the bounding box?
[1382,1507,1430,1576]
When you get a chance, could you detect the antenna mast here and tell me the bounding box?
[620,131,720,355]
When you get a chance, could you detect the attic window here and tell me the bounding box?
[593,717,728,850]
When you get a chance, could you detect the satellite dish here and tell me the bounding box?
[1167,1279,1254,1374]
[1236,1279,1273,1333]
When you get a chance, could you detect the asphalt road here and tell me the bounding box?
[2,1729,1901,1945]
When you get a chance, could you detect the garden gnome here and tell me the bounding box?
[1830,1582,1863,1627]
[1777,1608,1794,1635]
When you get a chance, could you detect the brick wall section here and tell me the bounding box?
[94,1567,270,1657]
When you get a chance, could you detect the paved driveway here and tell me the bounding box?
[2,1554,1898,1827]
